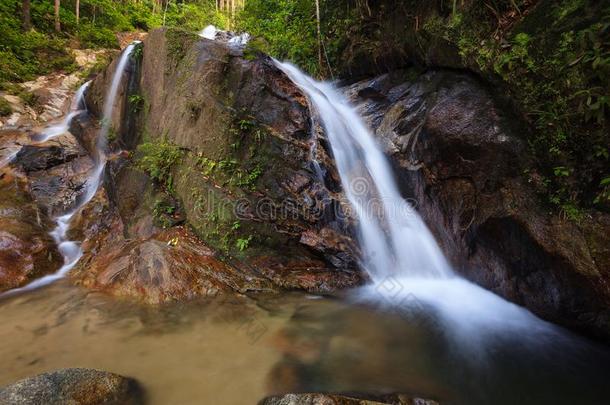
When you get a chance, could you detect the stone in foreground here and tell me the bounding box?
[0,368,143,405]
[259,393,439,405]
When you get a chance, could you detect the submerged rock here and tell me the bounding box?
[347,70,610,340]
[259,393,439,405]
[0,368,143,405]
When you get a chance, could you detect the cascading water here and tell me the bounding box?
[0,82,90,168]
[34,81,90,143]
[274,61,559,345]
[82,41,139,204]
[275,61,452,281]
[1,43,138,296]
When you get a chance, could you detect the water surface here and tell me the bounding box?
[1,283,608,405]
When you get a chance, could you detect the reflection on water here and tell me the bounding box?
[0,282,608,405]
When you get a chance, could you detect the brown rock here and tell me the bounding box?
[0,171,61,292]
[84,28,363,294]
[73,226,275,304]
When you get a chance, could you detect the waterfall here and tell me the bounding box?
[274,61,452,281]
[1,43,138,296]
[35,81,90,143]
[0,81,90,167]
[273,61,559,345]
[82,41,139,204]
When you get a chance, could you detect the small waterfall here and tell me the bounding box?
[199,25,218,39]
[35,81,90,143]
[1,43,138,296]
[275,61,452,281]
[274,61,560,346]
[82,41,139,204]
[0,81,90,167]
[199,24,250,46]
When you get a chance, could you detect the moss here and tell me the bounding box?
[135,140,184,191]
[243,37,270,61]
[0,97,12,117]
[17,89,39,109]
[408,1,610,211]
[82,52,114,79]
[165,28,199,74]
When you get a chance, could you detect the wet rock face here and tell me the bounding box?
[84,28,363,295]
[259,393,439,405]
[347,69,610,340]
[0,368,143,405]
[0,132,62,292]
[73,226,276,304]
[12,135,93,216]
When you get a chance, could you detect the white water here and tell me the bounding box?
[199,25,218,39]
[274,61,560,344]
[35,81,90,142]
[0,81,90,169]
[275,61,452,281]
[1,44,138,296]
[199,24,250,46]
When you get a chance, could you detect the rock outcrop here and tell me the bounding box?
[0,368,143,405]
[0,130,62,292]
[346,69,610,340]
[81,28,364,299]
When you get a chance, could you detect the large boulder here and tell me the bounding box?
[83,28,363,296]
[0,368,143,405]
[72,225,276,304]
[346,69,610,340]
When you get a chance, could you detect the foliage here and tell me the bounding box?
[0,0,226,87]
[0,98,12,117]
[128,94,144,113]
[441,1,610,210]
[236,0,608,211]
[236,235,253,251]
[153,198,177,228]
[135,140,183,189]
[236,0,320,75]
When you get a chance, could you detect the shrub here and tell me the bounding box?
[0,98,12,117]
[77,24,119,49]
[135,141,183,188]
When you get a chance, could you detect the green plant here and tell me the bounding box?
[132,43,144,61]
[0,98,12,117]
[136,140,183,188]
[594,177,610,205]
[235,235,253,251]
[128,94,145,114]
[153,199,177,228]
[107,127,118,143]
[18,89,39,108]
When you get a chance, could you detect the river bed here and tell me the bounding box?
[1,282,608,405]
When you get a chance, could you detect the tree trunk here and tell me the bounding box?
[22,0,31,31]
[54,0,61,32]
[75,0,80,24]
[163,0,170,26]
[315,0,323,72]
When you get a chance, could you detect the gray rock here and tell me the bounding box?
[259,393,439,405]
[0,368,144,405]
